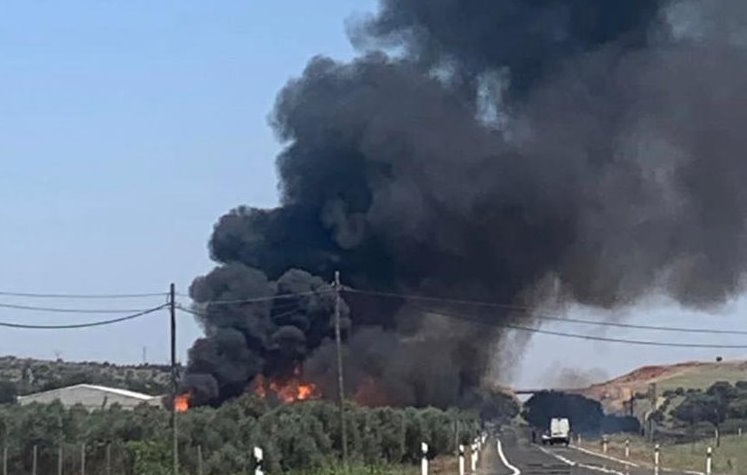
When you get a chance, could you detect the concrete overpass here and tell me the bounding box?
[512,387,581,395]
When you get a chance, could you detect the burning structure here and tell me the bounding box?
[182,0,747,409]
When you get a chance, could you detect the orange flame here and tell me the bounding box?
[174,393,190,412]
[253,370,320,403]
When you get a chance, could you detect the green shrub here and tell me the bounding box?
[0,396,477,474]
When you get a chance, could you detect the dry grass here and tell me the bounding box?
[581,434,747,475]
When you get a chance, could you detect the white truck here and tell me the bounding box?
[541,418,570,446]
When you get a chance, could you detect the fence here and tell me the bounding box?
[0,432,490,475]
[588,435,724,475]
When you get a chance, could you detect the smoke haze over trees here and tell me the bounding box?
[185,0,747,407]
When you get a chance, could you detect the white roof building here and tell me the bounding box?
[18,384,163,410]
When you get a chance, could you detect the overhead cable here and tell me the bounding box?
[424,310,747,349]
[177,304,302,321]
[0,304,168,329]
[0,302,162,314]
[0,290,167,299]
[345,288,747,335]
[183,290,332,305]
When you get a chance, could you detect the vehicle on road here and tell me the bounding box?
[540,418,570,446]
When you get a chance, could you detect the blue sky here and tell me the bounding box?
[0,0,374,365]
[1,0,745,387]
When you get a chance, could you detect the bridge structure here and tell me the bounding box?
[511,388,581,402]
[512,387,582,396]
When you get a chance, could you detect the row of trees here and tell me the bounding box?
[672,381,747,425]
[0,395,480,475]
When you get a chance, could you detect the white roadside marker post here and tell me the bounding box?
[459,444,465,475]
[602,437,608,454]
[421,442,429,475]
[471,443,478,472]
[625,439,630,458]
[706,447,712,475]
[654,444,660,475]
[253,447,264,475]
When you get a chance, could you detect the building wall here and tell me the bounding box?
[18,386,162,410]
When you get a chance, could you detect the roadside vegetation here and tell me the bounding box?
[580,434,746,475]
[568,380,747,474]
[0,394,480,474]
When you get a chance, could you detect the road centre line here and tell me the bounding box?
[537,445,625,475]
[572,445,640,467]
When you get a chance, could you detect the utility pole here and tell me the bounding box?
[170,283,179,475]
[334,271,348,468]
[649,382,657,443]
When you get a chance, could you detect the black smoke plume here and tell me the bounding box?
[184,0,747,407]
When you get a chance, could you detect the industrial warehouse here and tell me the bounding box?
[18,384,163,410]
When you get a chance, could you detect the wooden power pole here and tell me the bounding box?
[334,271,348,468]
[170,283,179,475]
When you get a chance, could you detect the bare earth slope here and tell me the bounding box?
[577,360,747,414]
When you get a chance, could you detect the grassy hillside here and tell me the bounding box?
[0,355,172,397]
[579,360,747,415]
[659,364,747,392]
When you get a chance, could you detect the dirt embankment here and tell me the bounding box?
[575,360,747,414]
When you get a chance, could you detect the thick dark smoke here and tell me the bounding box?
[354,0,663,98]
[185,0,747,407]
[183,265,349,406]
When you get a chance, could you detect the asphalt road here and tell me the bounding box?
[488,427,692,475]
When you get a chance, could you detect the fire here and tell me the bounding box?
[174,393,191,412]
[253,370,320,403]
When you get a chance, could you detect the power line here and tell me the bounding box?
[423,309,747,349]
[176,304,303,321]
[514,312,747,335]
[345,288,747,335]
[179,298,301,314]
[0,304,167,330]
[0,303,161,314]
[182,290,332,306]
[0,290,167,299]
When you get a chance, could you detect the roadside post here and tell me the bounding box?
[706,447,712,475]
[625,439,630,458]
[654,444,660,475]
[81,443,86,475]
[470,442,478,472]
[421,442,429,475]
[602,436,608,454]
[253,447,264,475]
[459,445,465,475]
